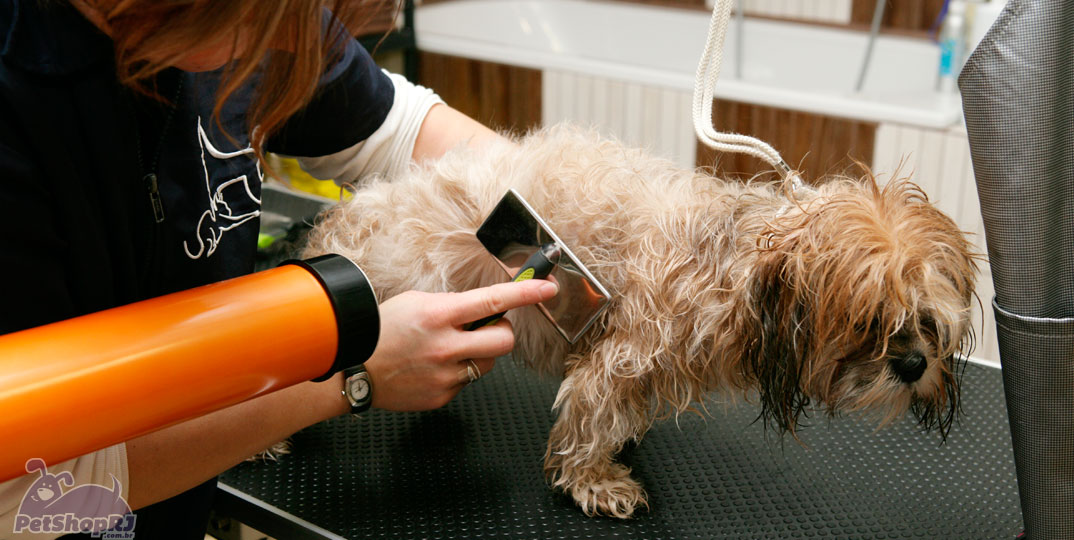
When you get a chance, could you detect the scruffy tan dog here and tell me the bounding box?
[302,124,977,519]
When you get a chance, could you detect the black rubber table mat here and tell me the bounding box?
[217,360,1022,539]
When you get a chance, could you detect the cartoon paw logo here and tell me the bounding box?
[183,116,262,260]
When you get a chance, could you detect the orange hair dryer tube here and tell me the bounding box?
[0,254,379,482]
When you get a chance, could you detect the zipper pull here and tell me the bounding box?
[144,173,165,223]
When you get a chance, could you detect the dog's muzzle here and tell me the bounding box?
[890,352,927,383]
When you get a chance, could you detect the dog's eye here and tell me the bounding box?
[858,317,882,334]
[919,315,937,331]
[912,315,944,344]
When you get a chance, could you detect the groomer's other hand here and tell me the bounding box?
[364,279,558,411]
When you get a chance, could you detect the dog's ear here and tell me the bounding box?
[742,247,812,438]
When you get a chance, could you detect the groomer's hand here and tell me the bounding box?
[363,280,558,411]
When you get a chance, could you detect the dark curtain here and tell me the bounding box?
[960,1,1074,538]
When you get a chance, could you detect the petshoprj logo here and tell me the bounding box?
[13,458,136,538]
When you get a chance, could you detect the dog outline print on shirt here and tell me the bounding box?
[184,116,262,260]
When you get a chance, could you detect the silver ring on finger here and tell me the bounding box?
[466,359,482,383]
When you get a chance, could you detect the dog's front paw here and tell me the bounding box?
[564,463,648,519]
[245,439,292,463]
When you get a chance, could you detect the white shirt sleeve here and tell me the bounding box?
[284,70,445,185]
[0,444,129,539]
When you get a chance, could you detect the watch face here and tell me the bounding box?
[348,377,370,401]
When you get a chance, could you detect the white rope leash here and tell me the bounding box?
[691,0,803,188]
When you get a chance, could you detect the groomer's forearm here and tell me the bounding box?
[124,373,348,509]
[411,104,506,162]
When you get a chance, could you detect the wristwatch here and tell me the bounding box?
[341,364,372,415]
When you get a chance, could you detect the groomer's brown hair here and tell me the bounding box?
[94,0,390,160]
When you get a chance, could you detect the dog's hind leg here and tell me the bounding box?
[543,339,653,518]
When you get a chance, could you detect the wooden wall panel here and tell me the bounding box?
[417,51,542,135]
[608,0,706,8]
[850,0,945,33]
[350,0,401,37]
[424,0,706,8]
[696,100,876,181]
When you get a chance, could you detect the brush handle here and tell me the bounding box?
[465,243,560,330]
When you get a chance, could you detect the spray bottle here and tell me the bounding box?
[937,0,968,93]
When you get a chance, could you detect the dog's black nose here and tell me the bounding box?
[890,353,927,383]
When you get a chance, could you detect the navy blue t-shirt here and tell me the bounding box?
[134,41,396,298]
[0,0,394,327]
[0,0,394,536]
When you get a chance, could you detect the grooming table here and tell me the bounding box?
[215,359,1023,539]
